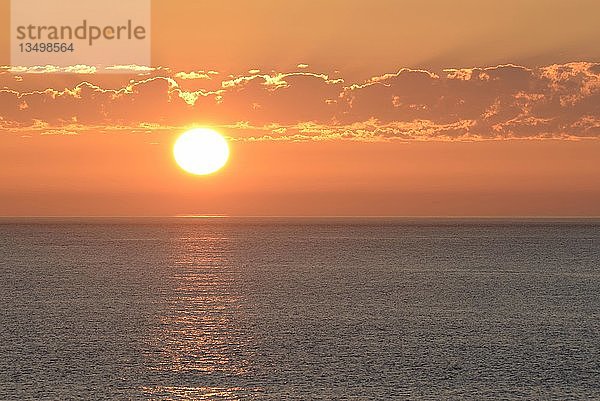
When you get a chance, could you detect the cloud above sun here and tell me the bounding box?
[1,62,599,141]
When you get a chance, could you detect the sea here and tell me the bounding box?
[0,218,599,400]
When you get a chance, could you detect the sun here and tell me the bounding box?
[173,128,230,175]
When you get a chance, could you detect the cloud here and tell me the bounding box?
[107,65,155,71]
[174,71,212,80]
[1,64,158,74]
[1,62,599,141]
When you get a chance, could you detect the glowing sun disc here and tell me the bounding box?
[173,128,229,175]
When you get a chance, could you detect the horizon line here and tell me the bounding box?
[1,215,600,220]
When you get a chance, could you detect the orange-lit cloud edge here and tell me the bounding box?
[1,62,599,142]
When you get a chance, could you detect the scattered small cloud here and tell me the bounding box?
[174,71,212,80]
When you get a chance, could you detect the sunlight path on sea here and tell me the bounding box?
[142,226,256,399]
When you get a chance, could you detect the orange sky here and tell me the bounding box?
[1,0,599,216]
[148,0,600,79]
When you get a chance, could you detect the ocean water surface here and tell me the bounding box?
[1,218,599,400]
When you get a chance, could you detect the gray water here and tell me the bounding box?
[0,218,599,400]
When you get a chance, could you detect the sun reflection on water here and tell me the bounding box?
[142,386,249,400]
[145,228,253,399]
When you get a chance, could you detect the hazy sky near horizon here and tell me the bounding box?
[1,0,599,216]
